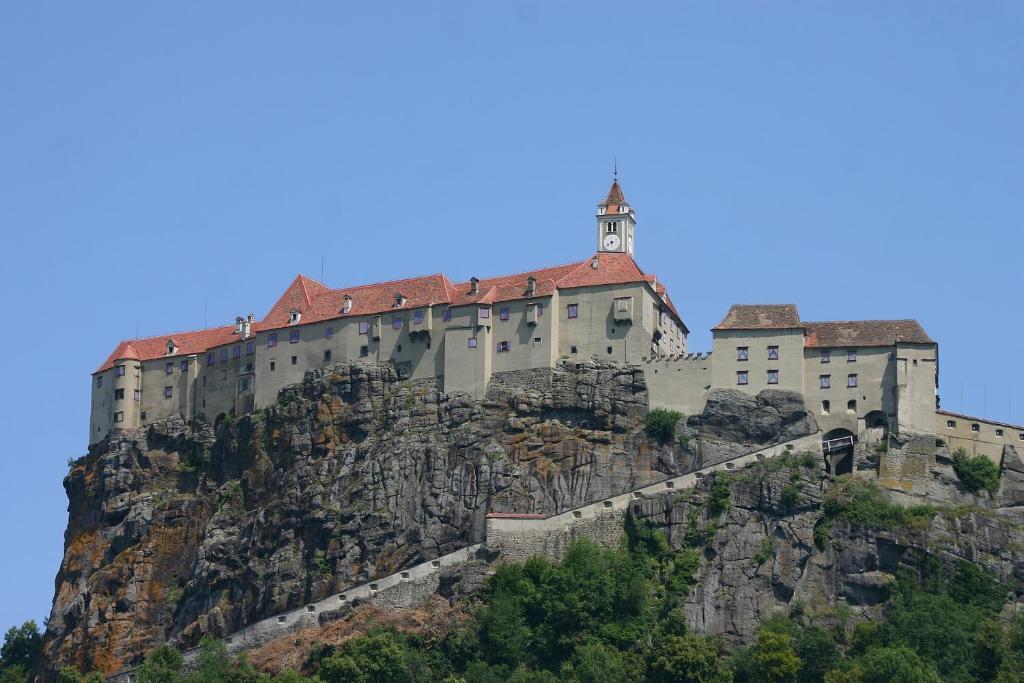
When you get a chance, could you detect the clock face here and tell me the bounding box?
[602,233,621,250]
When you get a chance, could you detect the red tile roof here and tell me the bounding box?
[96,253,683,373]
[601,180,626,206]
[95,325,242,373]
[936,410,1024,431]
[713,304,802,331]
[804,320,933,348]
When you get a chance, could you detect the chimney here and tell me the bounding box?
[242,316,252,339]
[342,295,353,314]
[234,316,244,335]
[470,277,479,295]
[526,276,536,296]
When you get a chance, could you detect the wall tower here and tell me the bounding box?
[596,177,636,256]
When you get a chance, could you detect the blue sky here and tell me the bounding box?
[1,2,1022,629]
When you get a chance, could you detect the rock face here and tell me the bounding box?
[42,360,688,677]
[631,456,1024,647]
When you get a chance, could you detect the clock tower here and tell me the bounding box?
[596,178,635,256]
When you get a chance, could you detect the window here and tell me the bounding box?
[567,304,578,319]
[291,356,298,365]
[133,389,140,402]
[268,333,278,347]
[207,352,215,366]
[269,361,276,372]
[821,350,831,364]
[499,306,510,321]
[113,411,124,423]
[570,345,578,354]
[220,349,228,363]
[479,307,490,320]
[847,399,857,412]
[323,350,332,362]
[180,360,189,372]
[289,329,300,343]
[413,311,425,325]
[497,341,511,352]
[245,363,253,372]
[392,316,404,330]
[889,351,896,360]
[360,345,369,357]
[946,419,956,429]
[607,346,613,354]
[233,345,241,359]
[822,400,831,415]
[737,347,748,361]
[97,376,104,388]
[442,308,452,322]
[397,344,402,352]
[1020,434,1024,442]
[971,423,980,433]
[736,371,749,385]
[246,341,255,355]
[114,365,127,378]
[140,411,146,421]
[240,378,250,392]
[820,375,831,389]
[847,374,857,388]
[767,346,779,360]
[533,337,542,347]
[614,297,630,312]
[767,369,779,385]
[114,388,125,400]
[326,326,334,339]
[996,429,1004,437]
[164,386,173,398]
[359,321,370,335]
[536,302,544,317]
[468,338,478,349]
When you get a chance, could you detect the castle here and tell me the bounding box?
[90,180,1023,465]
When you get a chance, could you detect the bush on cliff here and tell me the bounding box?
[822,478,935,531]
[644,409,681,443]
[952,448,1001,495]
[0,621,42,683]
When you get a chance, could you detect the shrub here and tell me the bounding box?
[706,476,731,517]
[754,538,775,565]
[951,449,1000,495]
[780,484,801,508]
[645,409,682,443]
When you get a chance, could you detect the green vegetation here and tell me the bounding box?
[644,409,682,443]
[823,477,935,531]
[313,549,331,577]
[952,448,1001,495]
[754,538,775,565]
[0,621,42,683]
[780,483,801,508]
[707,476,732,517]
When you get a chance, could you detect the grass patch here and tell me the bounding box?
[823,477,935,531]
[754,537,774,565]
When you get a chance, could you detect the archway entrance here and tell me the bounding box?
[822,428,856,476]
[863,410,888,445]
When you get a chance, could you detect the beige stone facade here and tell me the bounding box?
[88,180,1017,454]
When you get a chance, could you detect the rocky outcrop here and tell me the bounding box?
[631,456,1024,646]
[42,360,686,677]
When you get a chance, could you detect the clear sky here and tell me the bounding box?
[1,2,1022,630]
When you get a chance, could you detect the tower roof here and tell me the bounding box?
[601,180,626,206]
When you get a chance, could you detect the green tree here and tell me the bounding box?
[560,642,638,683]
[318,628,417,683]
[648,634,731,683]
[854,646,942,683]
[0,621,42,681]
[644,409,681,442]
[186,637,259,683]
[136,644,184,683]
[752,631,801,683]
[951,449,1001,494]
[56,667,104,683]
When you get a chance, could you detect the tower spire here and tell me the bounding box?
[595,174,635,256]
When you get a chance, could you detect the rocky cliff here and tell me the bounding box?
[49,361,810,677]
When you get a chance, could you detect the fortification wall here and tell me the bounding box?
[643,352,713,416]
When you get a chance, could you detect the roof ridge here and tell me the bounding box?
[805,319,920,324]
[451,258,587,285]
[329,272,449,293]
[121,323,237,344]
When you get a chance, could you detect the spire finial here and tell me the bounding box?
[613,157,618,181]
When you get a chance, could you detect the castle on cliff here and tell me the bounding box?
[90,180,1023,467]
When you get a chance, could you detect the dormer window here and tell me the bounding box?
[394,293,406,308]
[165,340,177,356]
[289,308,301,324]
[342,295,353,314]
